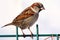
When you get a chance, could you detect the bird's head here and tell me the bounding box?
[30,2,45,13]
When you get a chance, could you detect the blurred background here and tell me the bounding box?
[0,0,60,40]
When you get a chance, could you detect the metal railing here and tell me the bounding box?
[0,24,60,40]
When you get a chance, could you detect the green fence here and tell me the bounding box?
[0,24,60,40]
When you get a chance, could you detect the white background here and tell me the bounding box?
[0,0,60,40]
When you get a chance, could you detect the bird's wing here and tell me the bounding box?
[13,7,35,22]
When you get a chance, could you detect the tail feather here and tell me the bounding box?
[1,23,12,28]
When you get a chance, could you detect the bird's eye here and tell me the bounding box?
[40,5,43,7]
[37,5,43,8]
[37,6,40,8]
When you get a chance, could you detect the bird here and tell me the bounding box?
[2,2,45,38]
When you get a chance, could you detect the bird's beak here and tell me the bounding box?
[41,7,45,10]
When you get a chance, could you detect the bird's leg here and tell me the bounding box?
[28,27,33,39]
[21,29,26,38]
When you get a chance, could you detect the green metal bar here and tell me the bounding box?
[56,34,59,40]
[16,27,18,40]
[36,24,39,40]
[0,34,60,37]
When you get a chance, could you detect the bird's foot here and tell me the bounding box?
[31,33,33,39]
[23,33,26,38]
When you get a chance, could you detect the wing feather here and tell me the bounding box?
[13,7,35,22]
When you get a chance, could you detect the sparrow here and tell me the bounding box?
[2,2,45,38]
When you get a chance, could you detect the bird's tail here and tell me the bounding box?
[1,23,13,28]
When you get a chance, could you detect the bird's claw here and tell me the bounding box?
[31,33,33,39]
[23,33,26,38]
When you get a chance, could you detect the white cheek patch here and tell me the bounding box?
[30,7,39,13]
